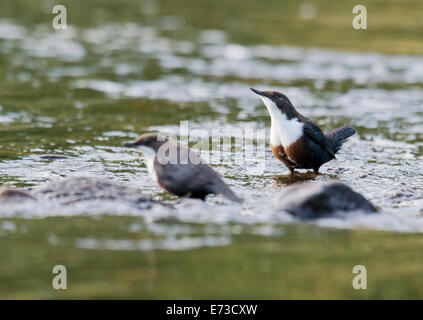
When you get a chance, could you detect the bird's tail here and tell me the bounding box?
[220,186,244,203]
[325,126,356,153]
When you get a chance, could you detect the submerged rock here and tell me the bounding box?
[274,181,377,220]
[0,187,34,200]
[0,176,163,210]
[40,155,68,160]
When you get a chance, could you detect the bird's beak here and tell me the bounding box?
[250,88,266,97]
[123,141,136,147]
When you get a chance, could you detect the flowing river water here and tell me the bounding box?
[0,0,422,298]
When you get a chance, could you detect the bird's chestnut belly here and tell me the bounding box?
[286,137,324,169]
[271,137,317,169]
[270,144,296,168]
[285,137,308,161]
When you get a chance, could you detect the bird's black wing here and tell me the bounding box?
[154,146,242,202]
[155,162,211,195]
[303,121,336,160]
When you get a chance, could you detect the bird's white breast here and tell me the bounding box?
[140,146,157,180]
[260,96,303,147]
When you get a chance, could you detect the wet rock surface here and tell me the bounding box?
[274,181,377,220]
[39,155,69,160]
[0,176,161,210]
[0,187,34,200]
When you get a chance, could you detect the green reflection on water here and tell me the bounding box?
[2,216,423,299]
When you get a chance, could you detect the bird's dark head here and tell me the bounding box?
[250,88,296,118]
[123,132,168,152]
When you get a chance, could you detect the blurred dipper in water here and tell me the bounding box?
[251,88,356,176]
[124,133,243,203]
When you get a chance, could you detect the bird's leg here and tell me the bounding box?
[289,167,295,179]
[174,192,192,204]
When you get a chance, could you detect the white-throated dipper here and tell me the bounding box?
[124,133,243,203]
[251,88,356,176]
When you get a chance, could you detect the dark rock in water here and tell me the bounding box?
[40,155,68,160]
[1,176,163,210]
[0,187,34,200]
[274,181,377,220]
